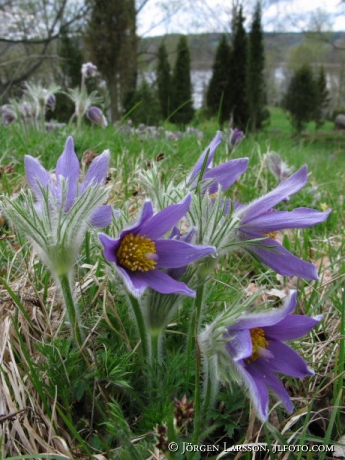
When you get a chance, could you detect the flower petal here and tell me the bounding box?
[139,195,191,240]
[90,205,113,227]
[225,329,252,361]
[116,265,147,297]
[243,232,319,280]
[56,136,80,209]
[120,200,155,238]
[249,361,294,415]
[99,233,120,263]
[243,207,331,232]
[264,314,322,341]
[266,339,314,377]
[25,155,52,199]
[83,150,110,188]
[203,158,249,194]
[131,269,196,296]
[234,361,269,420]
[234,291,297,330]
[237,166,308,223]
[155,239,215,268]
[188,131,222,183]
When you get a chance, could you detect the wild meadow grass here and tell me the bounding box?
[0,108,344,459]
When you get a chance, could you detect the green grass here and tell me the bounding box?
[0,107,344,459]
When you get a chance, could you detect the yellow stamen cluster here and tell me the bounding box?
[246,327,269,362]
[264,231,278,240]
[117,233,157,272]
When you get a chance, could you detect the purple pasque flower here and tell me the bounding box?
[188,131,248,195]
[266,151,294,183]
[99,195,215,297]
[46,93,56,112]
[81,62,98,78]
[233,165,331,280]
[1,106,16,125]
[224,290,322,421]
[86,106,108,128]
[228,128,244,149]
[24,136,112,227]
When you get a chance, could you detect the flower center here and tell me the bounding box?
[264,231,278,239]
[246,327,269,362]
[117,233,157,272]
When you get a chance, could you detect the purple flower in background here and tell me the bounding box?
[1,106,16,125]
[46,93,56,112]
[266,151,294,182]
[99,195,215,297]
[25,136,112,227]
[234,166,331,280]
[228,128,244,149]
[224,290,322,420]
[81,62,98,78]
[21,102,33,119]
[86,106,108,128]
[188,131,248,194]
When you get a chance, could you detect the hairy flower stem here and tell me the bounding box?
[58,273,84,349]
[186,283,205,382]
[187,284,206,451]
[150,330,163,392]
[127,294,151,365]
[200,355,218,433]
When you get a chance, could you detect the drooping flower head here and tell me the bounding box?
[81,62,98,79]
[233,166,331,280]
[1,105,16,125]
[188,131,249,195]
[25,136,112,227]
[225,291,322,420]
[266,151,294,183]
[46,92,56,112]
[228,128,244,150]
[200,291,322,421]
[86,106,108,128]
[99,195,216,297]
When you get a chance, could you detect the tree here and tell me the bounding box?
[156,41,172,119]
[170,35,194,125]
[247,1,268,131]
[59,32,84,89]
[130,79,161,125]
[85,0,138,121]
[227,6,249,130]
[206,34,232,127]
[314,65,330,129]
[0,0,89,97]
[283,64,318,133]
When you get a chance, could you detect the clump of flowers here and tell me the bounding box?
[1,127,330,457]
[2,136,112,347]
[67,62,107,129]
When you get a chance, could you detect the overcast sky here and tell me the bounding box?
[137,0,345,37]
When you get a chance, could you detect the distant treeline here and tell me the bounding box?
[139,32,345,70]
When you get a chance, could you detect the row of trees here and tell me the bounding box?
[156,36,194,125]
[206,3,267,131]
[0,1,333,131]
